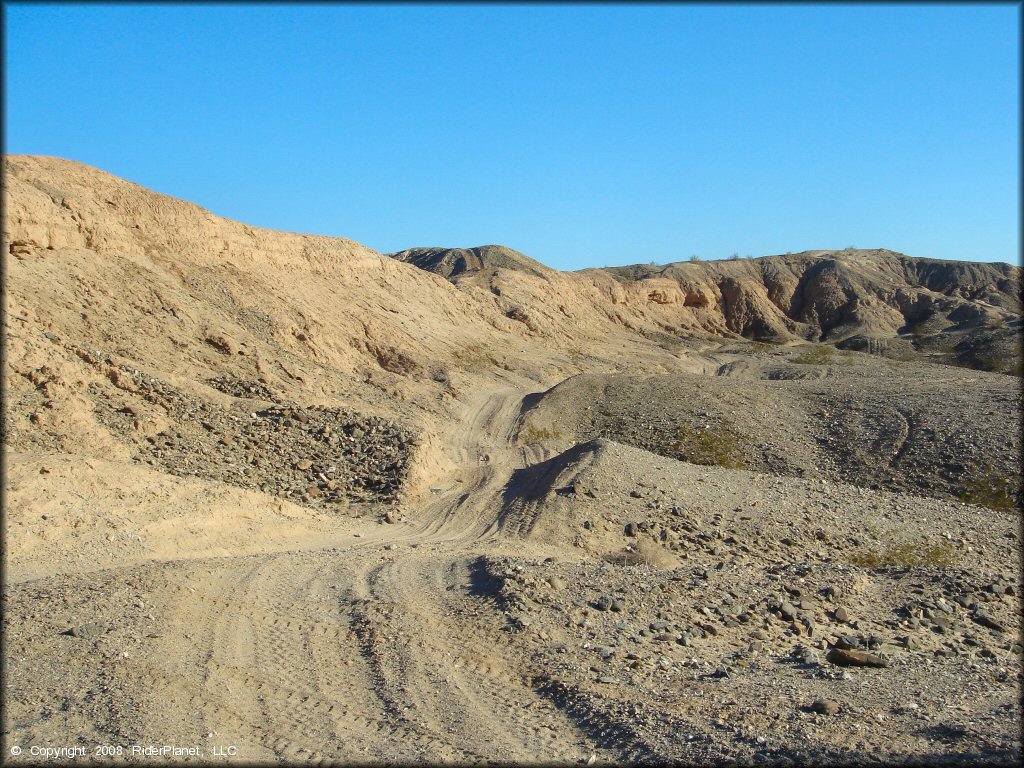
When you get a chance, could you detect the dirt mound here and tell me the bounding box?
[518,360,1021,509]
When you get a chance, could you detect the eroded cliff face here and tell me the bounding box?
[399,244,1020,371]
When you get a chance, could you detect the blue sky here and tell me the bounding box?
[4,3,1019,268]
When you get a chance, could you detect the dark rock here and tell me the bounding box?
[971,612,1006,633]
[809,699,840,716]
[826,647,889,668]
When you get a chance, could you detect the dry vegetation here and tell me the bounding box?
[668,420,746,469]
[849,539,959,568]
[790,345,834,365]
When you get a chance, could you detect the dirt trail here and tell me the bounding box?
[118,383,600,763]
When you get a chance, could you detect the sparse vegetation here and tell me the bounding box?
[958,470,1018,512]
[669,420,746,469]
[519,424,563,442]
[644,331,685,352]
[850,538,957,568]
[371,344,420,375]
[453,342,497,369]
[791,345,834,365]
[688,255,701,262]
[893,349,919,362]
[729,252,741,261]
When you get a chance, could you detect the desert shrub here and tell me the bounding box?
[729,252,741,261]
[958,471,1018,512]
[689,255,701,262]
[850,539,957,568]
[454,342,496,369]
[669,420,746,469]
[604,539,677,569]
[910,322,929,339]
[893,349,919,362]
[977,353,1021,376]
[749,341,775,353]
[519,424,563,442]
[791,345,834,365]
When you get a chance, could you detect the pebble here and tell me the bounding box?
[64,622,105,639]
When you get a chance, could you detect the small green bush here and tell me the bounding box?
[791,346,833,365]
[454,342,496,369]
[958,471,1018,512]
[519,424,563,442]
[850,539,957,568]
[669,420,746,469]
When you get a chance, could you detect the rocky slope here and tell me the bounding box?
[517,355,1021,510]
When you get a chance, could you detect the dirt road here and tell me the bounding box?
[85,385,599,763]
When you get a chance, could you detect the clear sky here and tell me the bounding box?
[4,3,1020,269]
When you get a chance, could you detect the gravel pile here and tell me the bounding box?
[206,374,278,401]
[88,357,413,508]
